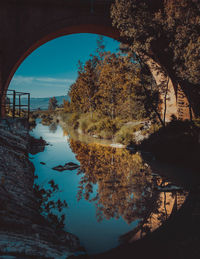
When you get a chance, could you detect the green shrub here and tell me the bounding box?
[113,117,126,131]
[149,123,162,134]
[115,125,135,145]
[60,112,70,122]
[132,124,144,132]
[68,112,80,129]
[79,118,89,133]
[77,112,101,133]
[89,112,102,123]
[94,117,117,134]
[87,124,98,133]
[99,130,113,139]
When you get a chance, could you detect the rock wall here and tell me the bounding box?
[0,118,82,258]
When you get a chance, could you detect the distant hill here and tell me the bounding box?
[27,95,70,110]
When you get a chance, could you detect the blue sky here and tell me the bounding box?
[9,33,119,98]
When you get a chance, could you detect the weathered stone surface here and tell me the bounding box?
[0,119,82,258]
[52,162,80,172]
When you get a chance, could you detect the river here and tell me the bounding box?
[29,120,188,255]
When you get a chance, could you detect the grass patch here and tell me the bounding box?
[76,113,122,138]
[67,112,80,129]
[115,125,136,145]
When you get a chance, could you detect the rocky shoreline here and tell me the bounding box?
[0,118,84,258]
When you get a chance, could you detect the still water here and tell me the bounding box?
[30,120,188,254]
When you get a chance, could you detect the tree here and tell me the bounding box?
[69,44,157,121]
[63,100,71,113]
[97,53,122,119]
[95,35,106,61]
[68,33,159,127]
[96,50,156,120]
[48,97,58,111]
[111,0,200,117]
[69,58,98,114]
[111,0,200,84]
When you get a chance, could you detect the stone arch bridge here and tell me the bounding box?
[0,0,192,121]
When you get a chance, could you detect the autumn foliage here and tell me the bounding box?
[64,37,158,129]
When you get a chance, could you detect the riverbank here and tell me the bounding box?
[60,112,154,145]
[31,110,200,171]
[58,112,200,172]
[0,118,83,258]
[30,110,154,144]
[138,119,200,172]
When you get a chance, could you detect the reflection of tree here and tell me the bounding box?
[69,139,188,244]
[33,179,68,230]
[70,139,160,224]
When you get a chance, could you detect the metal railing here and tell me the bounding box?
[0,90,30,120]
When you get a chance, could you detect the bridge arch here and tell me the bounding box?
[4,18,120,93]
[0,0,191,120]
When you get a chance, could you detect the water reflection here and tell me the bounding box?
[69,139,188,243]
[49,122,58,133]
[30,121,188,253]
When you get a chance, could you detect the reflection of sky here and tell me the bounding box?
[30,121,139,254]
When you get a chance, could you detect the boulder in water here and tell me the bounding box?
[52,162,80,172]
[40,162,46,165]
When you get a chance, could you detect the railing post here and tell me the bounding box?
[19,94,21,117]
[12,90,16,118]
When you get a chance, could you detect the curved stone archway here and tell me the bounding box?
[0,0,192,121]
[0,0,119,92]
[5,22,120,93]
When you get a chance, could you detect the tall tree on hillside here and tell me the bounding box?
[97,52,153,120]
[63,100,71,113]
[97,53,123,119]
[122,44,160,120]
[68,35,158,121]
[69,58,98,114]
[69,36,107,114]
[83,59,98,115]
[95,35,106,61]
[48,97,58,111]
